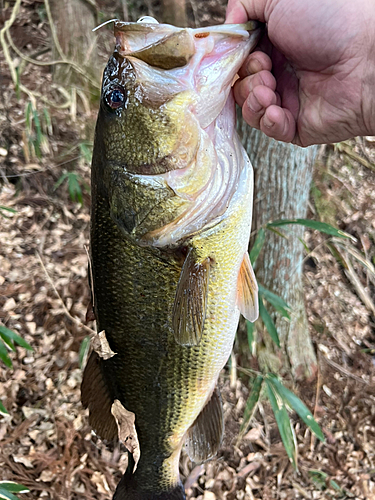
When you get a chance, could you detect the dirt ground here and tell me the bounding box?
[1,1,375,499]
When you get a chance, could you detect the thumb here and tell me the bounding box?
[226,0,268,23]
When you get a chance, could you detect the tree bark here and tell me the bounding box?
[50,0,99,87]
[238,120,318,381]
[162,0,187,27]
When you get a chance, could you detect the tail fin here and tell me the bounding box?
[113,455,186,500]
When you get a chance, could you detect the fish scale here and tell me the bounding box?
[82,18,262,500]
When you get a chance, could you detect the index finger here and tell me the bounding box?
[225,0,268,24]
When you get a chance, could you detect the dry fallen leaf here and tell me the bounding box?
[111,400,140,470]
[92,330,117,360]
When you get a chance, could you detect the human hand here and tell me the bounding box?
[226,0,375,146]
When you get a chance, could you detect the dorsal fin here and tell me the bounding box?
[237,252,258,322]
[172,249,211,346]
[185,387,223,464]
[81,351,118,441]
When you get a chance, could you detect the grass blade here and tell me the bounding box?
[265,378,298,469]
[267,374,325,441]
[258,298,280,347]
[239,374,263,439]
[267,218,355,241]
[249,228,265,264]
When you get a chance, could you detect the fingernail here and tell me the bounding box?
[263,114,274,128]
[247,93,263,113]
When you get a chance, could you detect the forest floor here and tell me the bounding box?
[1,1,375,499]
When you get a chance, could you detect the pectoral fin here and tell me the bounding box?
[81,351,118,441]
[185,387,224,463]
[237,252,258,322]
[172,249,211,346]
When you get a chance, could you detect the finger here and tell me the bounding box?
[226,0,268,23]
[234,70,276,107]
[260,105,296,143]
[238,51,272,78]
[241,85,278,130]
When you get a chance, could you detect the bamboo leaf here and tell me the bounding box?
[0,483,29,494]
[79,142,93,164]
[258,298,280,347]
[79,336,91,369]
[0,400,8,415]
[0,206,16,214]
[266,226,288,239]
[265,378,298,469]
[267,374,325,441]
[0,325,33,351]
[267,218,355,241]
[246,320,255,354]
[249,228,265,264]
[239,374,263,439]
[258,285,291,319]
[0,341,12,368]
[54,172,69,190]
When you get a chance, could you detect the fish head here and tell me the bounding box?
[94,19,262,244]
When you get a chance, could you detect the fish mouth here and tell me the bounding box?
[113,19,263,69]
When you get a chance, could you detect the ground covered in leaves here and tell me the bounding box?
[1,1,375,499]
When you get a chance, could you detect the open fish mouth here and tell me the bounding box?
[113,18,262,70]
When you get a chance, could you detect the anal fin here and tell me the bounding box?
[172,249,211,346]
[81,351,118,441]
[185,387,224,464]
[237,252,258,322]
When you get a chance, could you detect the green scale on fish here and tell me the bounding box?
[81,16,262,500]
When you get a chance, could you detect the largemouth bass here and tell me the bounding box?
[82,18,261,500]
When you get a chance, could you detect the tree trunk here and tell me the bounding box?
[238,120,318,381]
[162,0,187,27]
[50,0,99,87]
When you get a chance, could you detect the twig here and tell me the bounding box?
[320,353,369,385]
[310,360,322,452]
[36,251,96,336]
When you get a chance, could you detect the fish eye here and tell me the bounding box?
[105,86,126,109]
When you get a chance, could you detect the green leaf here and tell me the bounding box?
[79,336,91,369]
[0,399,8,415]
[68,172,83,204]
[25,101,33,131]
[249,228,265,264]
[267,374,325,441]
[258,285,291,320]
[246,320,255,354]
[54,172,84,204]
[267,218,355,241]
[79,142,93,164]
[258,298,280,347]
[43,107,53,135]
[54,172,69,190]
[0,206,16,214]
[0,482,29,500]
[266,225,288,239]
[0,325,33,351]
[0,341,12,368]
[0,483,29,493]
[265,378,298,469]
[239,374,263,437]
